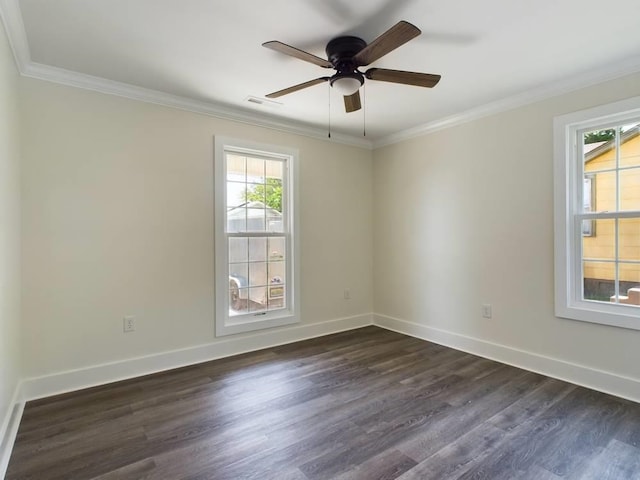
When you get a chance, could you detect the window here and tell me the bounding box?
[554,96,640,330]
[214,137,299,336]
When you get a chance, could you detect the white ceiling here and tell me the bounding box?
[6,0,640,145]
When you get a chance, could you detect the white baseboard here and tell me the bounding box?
[374,313,640,404]
[0,384,24,480]
[21,313,373,402]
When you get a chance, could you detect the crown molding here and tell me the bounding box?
[373,55,640,148]
[0,0,29,70]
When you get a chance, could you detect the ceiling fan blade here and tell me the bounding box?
[344,91,362,113]
[263,41,333,68]
[353,21,421,66]
[365,68,441,88]
[266,77,330,98]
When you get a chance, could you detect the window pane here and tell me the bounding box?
[582,176,594,214]
[583,261,615,302]
[229,237,248,263]
[620,123,640,168]
[246,207,266,231]
[267,210,284,232]
[229,283,248,315]
[268,284,285,310]
[246,183,266,204]
[268,261,285,286]
[249,237,267,262]
[582,218,614,260]
[619,218,640,262]
[268,237,286,261]
[619,167,640,211]
[227,154,245,181]
[266,160,283,181]
[588,171,616,213]
[226,182,246,209]
[247,157,265,184]
[618,264,640,307]
[248,287,267,312]
[227,206,246,232]
[249,262,267,287]
[583,128,616,172]
[229,263,248,283]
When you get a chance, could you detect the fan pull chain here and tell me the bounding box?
[328,82,331,138]
[363,83,366,137]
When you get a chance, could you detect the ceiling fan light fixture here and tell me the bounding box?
[330,75,363,96]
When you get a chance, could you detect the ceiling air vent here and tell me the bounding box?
[245,96,283,108]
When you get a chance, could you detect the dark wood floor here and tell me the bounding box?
[6,327,640,480]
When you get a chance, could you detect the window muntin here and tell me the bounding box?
[214,138,299,336]
[554,96,640,330]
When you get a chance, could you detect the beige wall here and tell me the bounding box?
[0,21,22,433]
[20,79,373,377]
[373,72,640,382]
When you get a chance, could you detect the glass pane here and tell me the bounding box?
[583,128,616,172]
[248,287,267,312]
[582,176,594,214]
[268,237,286,261]
[266,159,283,181]
[619,264,640,307]
[249,237,267,262]
[249,262,267,287]
[229,237,248,263]
[226,182,246,209]
[227,206,246,233]
[247,157,265,184]
[246,208,266,231]
[583,261,615,302]
[265,181,282,208]
[229,263,248,283]
[229,284,248,315]
[582,218,614,260]
[267,211,284,232]
[619,167,640,211]
[588,171,616,213]
[268,284,285,310]
[619,123,640,168]
[268,261,285,286]
[245,183,266,205]
[227,154,245,181]
[619,218,640,262]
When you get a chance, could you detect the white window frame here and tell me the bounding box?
[554,95,640,331]
[214,136,300,336]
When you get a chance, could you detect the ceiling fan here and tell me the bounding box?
[263,21,441,113]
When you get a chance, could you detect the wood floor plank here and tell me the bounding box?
[7,326,640,480]
[577,439,640,480]
[394,423,506,480]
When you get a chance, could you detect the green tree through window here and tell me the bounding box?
[245,178,283,212]
[583,129,615,144]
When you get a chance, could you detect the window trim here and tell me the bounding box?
[214,136,300,336]
[554,95,640,331]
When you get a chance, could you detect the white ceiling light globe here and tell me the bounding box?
[332,77,362,96]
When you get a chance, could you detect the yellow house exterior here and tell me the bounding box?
[583,128,640,302]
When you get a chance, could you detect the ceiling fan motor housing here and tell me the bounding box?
[326,36,366,87]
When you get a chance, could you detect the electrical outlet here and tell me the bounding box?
[123,316,136,333]
[481,304,492,319]
[344,289,351,300]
